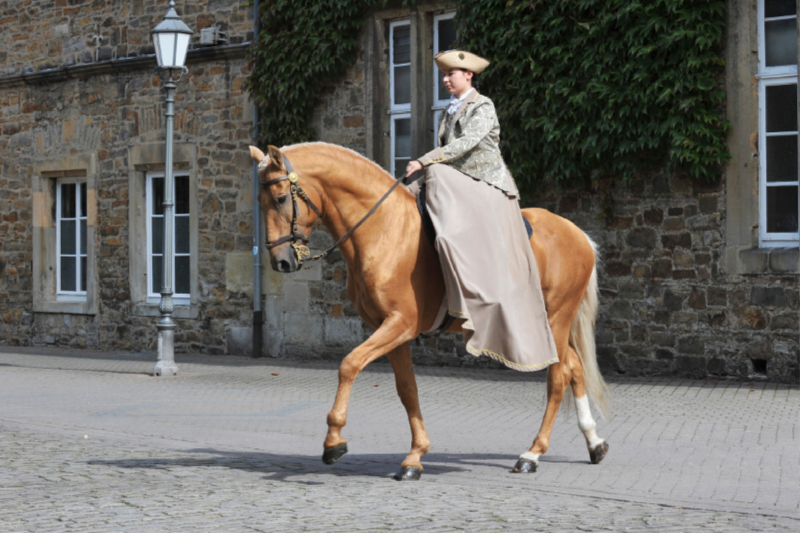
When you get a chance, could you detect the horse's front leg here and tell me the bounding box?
[322,311,414,465]
[387,343,429,481]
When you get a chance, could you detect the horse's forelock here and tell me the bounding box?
[257,157,270,174]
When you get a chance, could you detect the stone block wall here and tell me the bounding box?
[0,1,797,383]
[527,174,798,383]
[0,0,252,76]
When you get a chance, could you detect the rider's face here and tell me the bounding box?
[443,69,473,98]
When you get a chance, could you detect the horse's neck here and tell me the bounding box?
[289,147,414,263]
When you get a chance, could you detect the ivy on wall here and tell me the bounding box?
[457,0,731,195]
[246,0,379,145]
[247,0,731,197]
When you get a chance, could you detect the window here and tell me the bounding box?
[379,10,457,176]
[758,0,799,246]
[56,180,88,300]
[32,156,97,315]
[146,172,191,305]
[389,20,411,178]
[432,12,457,148]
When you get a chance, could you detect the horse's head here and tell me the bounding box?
[249,145,321,273]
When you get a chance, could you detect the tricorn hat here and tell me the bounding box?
[434,50,490,73]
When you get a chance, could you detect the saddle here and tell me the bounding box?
[415,182,533,336]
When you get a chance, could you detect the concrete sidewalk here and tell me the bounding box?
[0,348,797,532]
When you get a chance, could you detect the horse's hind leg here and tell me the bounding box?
[568,350,608,464]
[387,343,430,481]
[513,360,571,473]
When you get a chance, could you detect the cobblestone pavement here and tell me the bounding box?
[0,348,797,532]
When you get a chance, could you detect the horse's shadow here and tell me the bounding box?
[87,450,584,483]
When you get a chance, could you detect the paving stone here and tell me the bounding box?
[0,350,796,532]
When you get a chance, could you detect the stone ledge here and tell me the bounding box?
[726,245,799,276]
[0,43,250,89]
[740,247,799,275]
[130,304,199,319]
[33,300,96,316]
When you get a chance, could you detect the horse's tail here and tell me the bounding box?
[569,233,611,419]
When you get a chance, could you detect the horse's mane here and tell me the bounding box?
[281,142,397,186]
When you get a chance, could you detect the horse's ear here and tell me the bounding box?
[249,146,266,164]
[267,145,286,172]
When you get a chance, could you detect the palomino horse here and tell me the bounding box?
[249,142,610,480]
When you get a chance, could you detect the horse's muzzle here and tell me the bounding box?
[270,246,299,273]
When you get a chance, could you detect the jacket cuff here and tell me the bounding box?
[418,148,447,167]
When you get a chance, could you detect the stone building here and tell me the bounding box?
[0,0,797,382]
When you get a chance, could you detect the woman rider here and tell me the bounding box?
[405,50,558,371]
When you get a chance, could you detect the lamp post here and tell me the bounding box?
[151,1,192,377]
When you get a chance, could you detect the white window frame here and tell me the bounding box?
[431,11,456,136]
[55,179,87,302]
[432,12,456,148]
[757,0,799,247]
[388,19,411,178]
[390,112,412,179]
[146,171,191,306]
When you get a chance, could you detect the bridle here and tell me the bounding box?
[262,154,402,268]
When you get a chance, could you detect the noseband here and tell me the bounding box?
[262,154,402,267]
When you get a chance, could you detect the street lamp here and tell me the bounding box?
[151,1,192,377]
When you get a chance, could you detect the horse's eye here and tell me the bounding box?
[276,195,288,205]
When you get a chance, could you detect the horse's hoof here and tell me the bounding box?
[589,441,609,464]
[322,443,348,465]
[393,466,422,481]
[512,459,537,473]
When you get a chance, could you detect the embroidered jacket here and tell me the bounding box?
[417,91,518,197]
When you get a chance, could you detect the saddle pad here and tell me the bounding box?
[416,183,533,246]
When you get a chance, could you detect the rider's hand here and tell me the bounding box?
[405,160,423,178]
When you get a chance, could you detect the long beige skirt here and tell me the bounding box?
[425,164,559,371]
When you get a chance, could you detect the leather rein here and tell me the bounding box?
[262,154,402,267]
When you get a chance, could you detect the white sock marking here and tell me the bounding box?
[576,395,604,449]
[519,451,540,464]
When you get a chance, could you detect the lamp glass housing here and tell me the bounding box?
[151,4,193,70]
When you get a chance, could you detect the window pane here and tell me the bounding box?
[395,118,411,158]
[61,183,76,218]
[394,159,410,179]
[392,25,410,64]
[766,84,798,132]
[438,72,452,102]
[175,176,190,214]
[80,183,87,218]
[766,135,798,182]
[437,18,457,53]
[766,185,799,233]
[175,256,190,295]
[80,220,87,254]
[152,216,163,254]
[175,215,190,254]
[152,256,163,294]
[80,257,87,292]
[60,220,76,255]
[765,0,796,18]
[152,177,164,215]
[60,257,76,291]
[394,65,411,105]
[765,18,798,67]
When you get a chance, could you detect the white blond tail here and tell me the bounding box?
[569,234,611,419]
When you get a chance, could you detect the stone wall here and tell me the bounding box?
[0,1,797,383]
[0,0,252,76]
[0,0,259,353]
[528,175,798,383]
